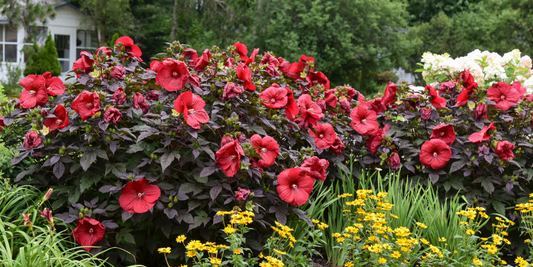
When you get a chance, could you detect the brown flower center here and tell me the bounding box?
[89,228,94,233]
[440,131,445,137]
[29,90,36,95]
[137,192,143,198]
[362,119,367,124]
[172,71,178,77]
[271,98,276,103]
[292,184,298,189]
[433,152,438,157]
[86,102,93,108]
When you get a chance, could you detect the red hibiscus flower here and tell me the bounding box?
[43,72,65,96]
[133,93,150,113]
[115,36,142,61]
[474,103,487,120]
[287,55,315,79]
[119,178,161,213]
[250,134,279,168]
[23,131,42,149]
[156,60,190,91]
[259,85,288,109]
[182,48,199,66]
[306,71,330,89]
[112,87,126,105]
[72,51,94,76]
[430,124,455,145]
[187,73,201,89]
[439,80,456,94]
[276,168,314,206]
[494,140,515,161]
[235,187,251,201]
[0,117,5,132]
[381,82,397,109]
[339,98,351,113]
[95,46,112,57]
[278,59,291,74]
[233,41,249,61]
[104,107,122,124]
[426,85,447,109]
[486,81,520,111]
[350,95,379,136]
[194,49,212,71]
[330,136,345,155]
[19,75,48,109]
[324,89,338,108]
[72,91,101,122]
[223,82,244,101]
[389,153,400,170]
[301,156,329,182]
[366,124,390,154]
[72,217,105,252]
[455,69,478,106]
[419,139,452,170]
[285,87,299,120]
[461,69,478,90]
[236,63,256,91]
[44,105,69,130]
[216,140,244,177]
[468,122,496,143]
[308,123,336,149]
[421,107,432,123]
[298,94,324,127]
[174,91,210,129]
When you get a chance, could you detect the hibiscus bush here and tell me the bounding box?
[3,34,533,265]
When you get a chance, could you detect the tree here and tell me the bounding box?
[24,34,62,76]
[0,0,56,41]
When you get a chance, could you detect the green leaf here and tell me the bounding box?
[481,179,495,194]
[160,151,175,171]
[80,150,97,171]
[492,200,506,216]
[250,125,267,136]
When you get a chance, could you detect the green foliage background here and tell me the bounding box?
[24,34,63,76]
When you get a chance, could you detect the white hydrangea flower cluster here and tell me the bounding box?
[421,49,533,88]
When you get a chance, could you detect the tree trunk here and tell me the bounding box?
[170,0,178,41]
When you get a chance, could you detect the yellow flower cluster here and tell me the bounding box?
[157,247,171,254]
[312,219,329,230]
[216,210,255,226]
[258,255,285,267]
[184,239,228,265]
[515,256,528,267]
[271,221,297,248]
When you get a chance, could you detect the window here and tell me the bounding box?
[25,26,48,45]
[76,30,97,58]
[55,34,70,73]
[0,25,18,62]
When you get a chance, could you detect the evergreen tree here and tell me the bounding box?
[24,34,62,76]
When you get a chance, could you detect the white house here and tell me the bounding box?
[0,0,97,80]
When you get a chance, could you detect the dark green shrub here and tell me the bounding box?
[23,34,62,76]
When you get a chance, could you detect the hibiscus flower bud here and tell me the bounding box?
[146,90,160,101]
[339,98,351,113]
[316,99,326,111]
[421,107,432,123]
[24,131,42,149]
[110,65,126,80]
[41,109,49,116]
[439,80,456,94]
[96,46,112,57]
[223,82,244,101]
[495,141,516,161]
[235,187,251,201]
[112,87,126,105]
[236,133,247,144]
[330,136,345,155]
[104,107,122,124]
[474,103,487,121]
[478,144,490,155]
[43,188,53,202]
[388,153,401,170]
[221,136,235,147]
[133,93,150,113]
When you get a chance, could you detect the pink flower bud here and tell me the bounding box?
[235,187,251,201]
[110,65,126,80]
